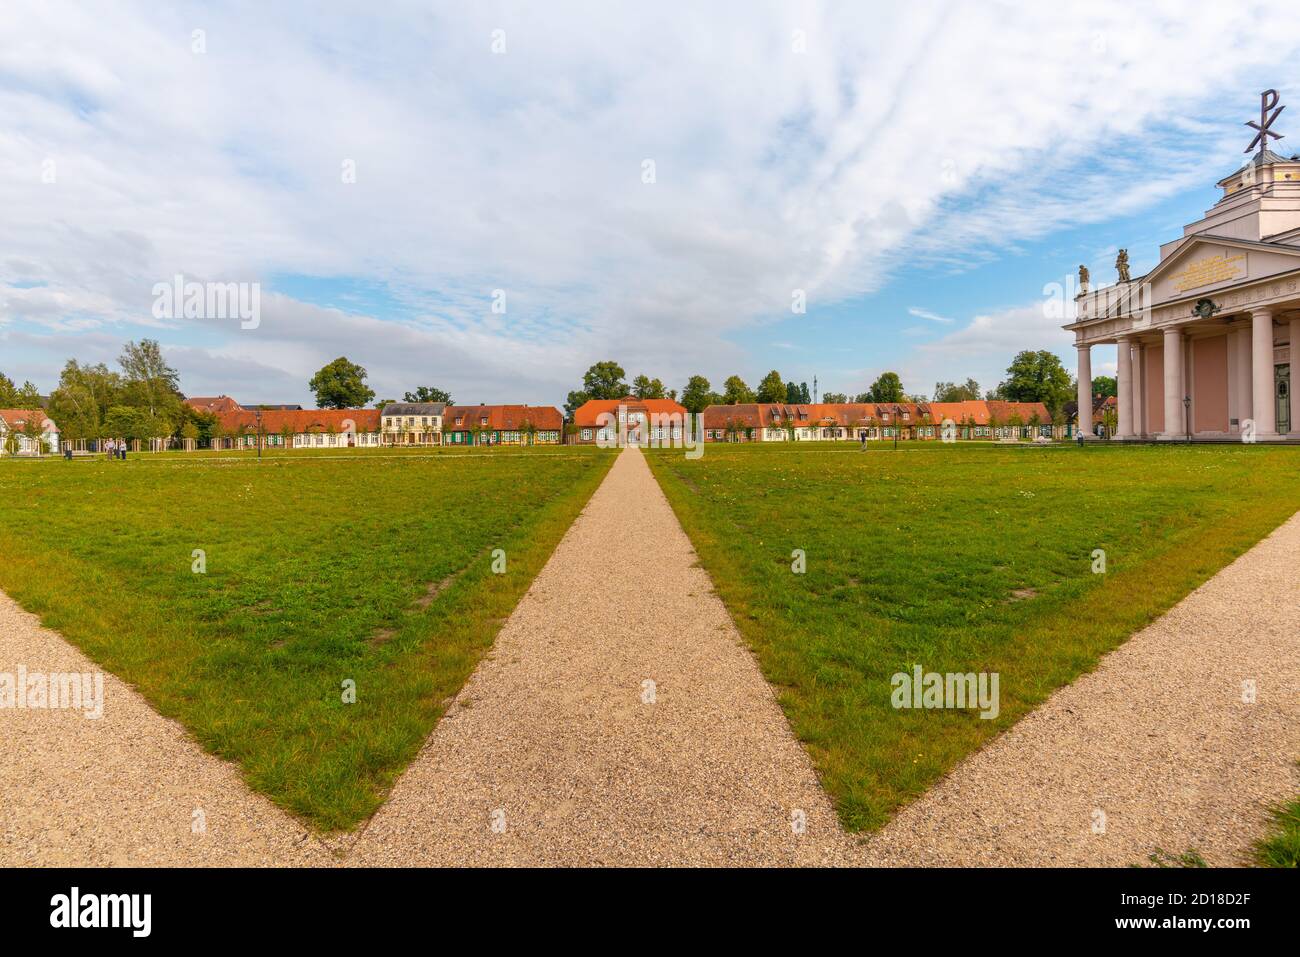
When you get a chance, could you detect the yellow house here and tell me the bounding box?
[381,402,445,446]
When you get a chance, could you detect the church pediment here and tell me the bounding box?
[1146,235,1300,304]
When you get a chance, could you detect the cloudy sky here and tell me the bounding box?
[2,1,1298,406]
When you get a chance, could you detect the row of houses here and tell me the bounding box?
[568,397,1059,443]
[1,394,1067,457]
[189,397,565,449]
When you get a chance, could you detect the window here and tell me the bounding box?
[581,429,592,440]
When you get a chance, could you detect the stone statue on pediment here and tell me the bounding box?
[1116,249,1130,282]
[1078,264,1090,296]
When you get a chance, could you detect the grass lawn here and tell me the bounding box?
[646,440,1300,833]
[1255,789,1300,867]
[0,446,613,830]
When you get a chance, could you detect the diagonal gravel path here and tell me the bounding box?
[857,510,1300,867]
[0,592,333,866]
[348,446,848,865]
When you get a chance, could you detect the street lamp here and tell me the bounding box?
[254,408,263,461]
[1182,395,1191,444]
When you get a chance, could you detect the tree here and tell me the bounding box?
[280,422,295,449]
[582,361,628,401]
[48,360,124,445]
[822,392,847,404]
[564,390,590,418]
[309,357,375,409]
[722,375,755,405]
[1091,375,1117,399]
[1101,405,1118,440]
[933,378,981,402]
[104,406,147,444]
[680,375,714,414]
[784,382,802,404]
[631,375,667,399]
[868,372,904,403]
[404,386,453,404]
[520,418,538,446]
[756,370,785,404]
[6,379,43,409]
[20,415,46,455]
[118,339,183,444]
[996,350,1073,418]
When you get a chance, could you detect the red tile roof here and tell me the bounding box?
[443,404,563,432]
[215,408,380,433]
[186,395,243,414]
[572,397,687,427]
[0,409,58,432]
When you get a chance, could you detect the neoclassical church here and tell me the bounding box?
[1067,91,1298,440]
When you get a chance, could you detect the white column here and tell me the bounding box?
[1116,337,1133,438]
[1162,328,1184,439]
[1234,326,1253,431]
[1134,343,1146,436]
[1076,344,1092,438]
[1289,317,1300,436]
[1251,308,1276,437]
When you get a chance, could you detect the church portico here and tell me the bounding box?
[1066,90,1300,442]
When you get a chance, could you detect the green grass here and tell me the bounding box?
[645,441,1300,833]
[0,446,613,830]
[1255,789,1300,867]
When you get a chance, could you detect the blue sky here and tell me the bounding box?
[2,1,1298,407]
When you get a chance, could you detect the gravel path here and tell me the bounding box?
[858,510,1300,867]
[0,592,332,867]
[3,446,1296,867]
[348,446,847,865]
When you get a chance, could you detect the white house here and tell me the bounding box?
[0,409,60,456]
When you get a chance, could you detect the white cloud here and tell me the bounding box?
[0,1,1295,401]
[907,307,954,324]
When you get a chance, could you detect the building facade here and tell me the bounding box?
[213,408,383,449]
[1068,98,1300,441]
[571,398,689,445]
[380,403,446,446]
[0,409,60,455]
[441,404,563,445]
[700,400,1055,442]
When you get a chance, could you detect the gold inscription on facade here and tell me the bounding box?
[1171,252,1246,292]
